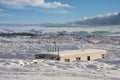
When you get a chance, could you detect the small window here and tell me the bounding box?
[87,56,90,61]
[101,54,105,59]
[76,57,81,61]
[65,59,70,62]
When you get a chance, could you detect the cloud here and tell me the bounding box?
[73,12,120,26]
[0,0,71,9]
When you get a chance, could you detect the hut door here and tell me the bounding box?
[87,56,90,61]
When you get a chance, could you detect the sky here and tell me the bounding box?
[0,0,120,24]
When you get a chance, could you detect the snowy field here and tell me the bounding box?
[0,34,120,80]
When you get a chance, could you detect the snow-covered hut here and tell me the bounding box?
[35,49,107,62]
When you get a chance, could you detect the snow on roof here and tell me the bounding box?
[51,49,106,56]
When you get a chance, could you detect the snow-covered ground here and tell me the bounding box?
[0,34,120,80]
